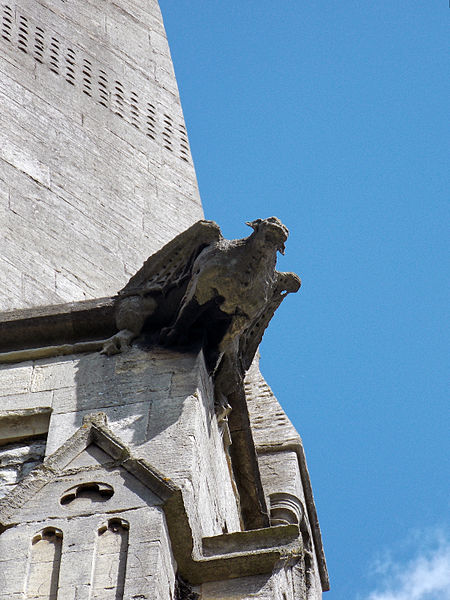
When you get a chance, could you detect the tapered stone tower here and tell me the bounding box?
[0,2,328,599]
[0,0,203,310]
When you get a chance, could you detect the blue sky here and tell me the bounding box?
[159,2,450,598]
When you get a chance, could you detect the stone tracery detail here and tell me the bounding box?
[59,482,114,506]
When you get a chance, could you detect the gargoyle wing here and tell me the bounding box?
[238,271,301,373]
[120,220,223,297]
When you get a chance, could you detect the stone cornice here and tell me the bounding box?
[0,297,116,355]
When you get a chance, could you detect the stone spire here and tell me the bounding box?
[0,0,203,311]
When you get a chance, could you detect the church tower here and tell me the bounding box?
[0,0,203,310]
[0,2,328,599]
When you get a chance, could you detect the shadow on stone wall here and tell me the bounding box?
[73,345,206,448]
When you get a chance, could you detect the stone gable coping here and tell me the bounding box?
[0,412,303,585]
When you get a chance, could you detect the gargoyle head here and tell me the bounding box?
[245,216,289,255]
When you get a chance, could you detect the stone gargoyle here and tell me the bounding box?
[102,217,300,410]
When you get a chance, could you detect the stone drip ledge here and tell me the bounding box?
[0,407,51,445]
[0,297,116,355]
[0,413,303,585]
[187,525,301,585]
[0,340,106,365]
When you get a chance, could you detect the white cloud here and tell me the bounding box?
[364,532,450,600]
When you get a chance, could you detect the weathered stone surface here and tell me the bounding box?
[245,356,329,593]
[102,218,300,408]
[0,272,327,597]
[0,347,242,541]
[0,361,33,395]
[0,407,50,447]
[0,417,178,598]
[0,0,328,597]
[0,416,305,597]
[0,437,46,498]
[0,0,203,311]
[200,567,300,600]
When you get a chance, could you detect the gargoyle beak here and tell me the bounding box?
[245,219,262,231]
[279,243,286,255]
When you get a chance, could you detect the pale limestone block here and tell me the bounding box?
[52,380,168,415]
[55,585,91,600]
[0,390,52,412]
[146,393,191,442]
[0,362,33,396]
[149,29,172,58]
[258,451,306,506]
[0,558,28,594]
[50,351,165,414]
[0,219,57,293]
[139,379,241,539]
[46,401,150,455]
[155,64,178,96]
[54,270,87,301]
[201,566,303,600]
[26,537,63,598]
[64,444,111,469]
[130,540,175,596]
[0,5,203,310]
[0,522,38,560]
[91,548,129,596]
[122,576,159,600]
[169,371,199,398]
[201,573,275,600]
[59,547,93,588]
[0,257,23,311]
[1,138,50,187]
[31,359,77,393]
[21,273,61,307]
[46,0,107,39]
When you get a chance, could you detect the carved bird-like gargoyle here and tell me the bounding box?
[102,217,300,410]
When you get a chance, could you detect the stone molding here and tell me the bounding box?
[256,441,329,591]
[0,413,303,584]
[0,297,115,355]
